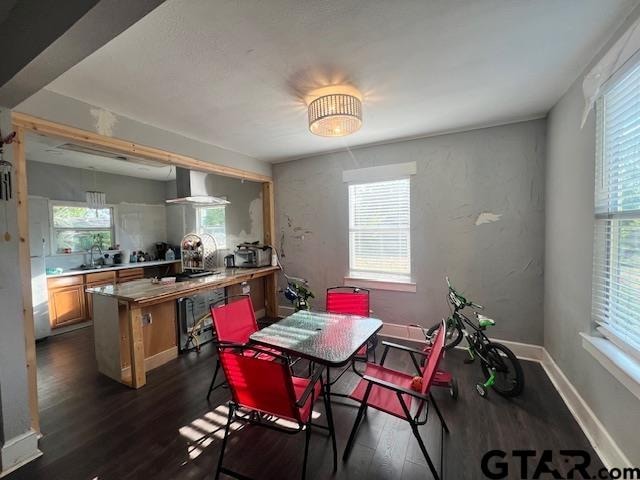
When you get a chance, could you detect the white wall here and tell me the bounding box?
[544,5,640,464]
[274,119,546,344]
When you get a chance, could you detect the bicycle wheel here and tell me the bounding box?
[426,321,463,350]
[480,343,524,397]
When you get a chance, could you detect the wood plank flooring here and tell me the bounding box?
[6,327,604,480]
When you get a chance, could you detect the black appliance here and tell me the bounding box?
[177,288,225,352]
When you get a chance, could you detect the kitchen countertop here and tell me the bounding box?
[47,259,181,278]
[86,266,280,305]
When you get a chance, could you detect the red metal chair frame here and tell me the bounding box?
[215,344,337,480]
[207,295,261,399]
[324,286,376,388]
[343,319,449,480]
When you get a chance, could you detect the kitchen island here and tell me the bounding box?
[87,266,279,388]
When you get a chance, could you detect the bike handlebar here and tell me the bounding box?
[446,277,483,310]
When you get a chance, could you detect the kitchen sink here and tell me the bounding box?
[73,265,107,271]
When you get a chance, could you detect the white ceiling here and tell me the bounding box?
[25,132,176,180]
[44,0,638,163]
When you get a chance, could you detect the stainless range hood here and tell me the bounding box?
[166,168,230,205]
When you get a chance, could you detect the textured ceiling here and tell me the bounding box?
[44,0,638,162]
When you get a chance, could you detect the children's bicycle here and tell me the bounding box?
[419,278,524,398]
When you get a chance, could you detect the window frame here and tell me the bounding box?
[591,52,640,360]
[195,203,227,249]
[347,177,412,283]
[49,200,117,255]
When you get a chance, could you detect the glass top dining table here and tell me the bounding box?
[249,310,383,368]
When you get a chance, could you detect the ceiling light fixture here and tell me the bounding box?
[307,85,362,137]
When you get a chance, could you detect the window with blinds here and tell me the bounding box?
[348,178,410,278]
[592,56,640,359]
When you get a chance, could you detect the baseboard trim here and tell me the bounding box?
[540,349,630,469]
[0,429,42,478]
[378,322,545,362]
[377,322,626,468]
[255,308,266,320]
[273,314,628,467]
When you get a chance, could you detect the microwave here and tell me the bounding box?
[233,244,272,268]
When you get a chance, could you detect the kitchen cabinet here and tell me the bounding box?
[117,268,144,283]
[48,275,86,328]
[85,271,117,320]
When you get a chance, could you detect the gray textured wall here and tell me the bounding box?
[274,119,546,344]
[544,5,640,464]
[27,160,169,268]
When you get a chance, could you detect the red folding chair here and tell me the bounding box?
[207,295,265,399]
[215,344,337,480]
[343,319,449,480]
[324,286,377,388]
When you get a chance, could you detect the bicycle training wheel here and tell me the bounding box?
[480,342,524,397]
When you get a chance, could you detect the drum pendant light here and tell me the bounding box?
[307,86,363,137]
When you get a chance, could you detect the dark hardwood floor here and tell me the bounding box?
[7,326,603,480]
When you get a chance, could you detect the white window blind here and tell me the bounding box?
[348,178,410,278]
[592,57,640,358]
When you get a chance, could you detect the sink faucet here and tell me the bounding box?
[89,243,104,268]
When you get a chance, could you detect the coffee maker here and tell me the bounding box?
[155,242,170,260]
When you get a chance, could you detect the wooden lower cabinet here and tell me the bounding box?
[48,276,86,328]
[47,264,176,329]
[117,268,144,283]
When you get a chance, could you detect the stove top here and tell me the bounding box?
[175,271,219,282]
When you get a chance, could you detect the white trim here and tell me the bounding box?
[479,337,544,362]
[595,325,640,364]
[343,276,416,293]
[342,161,416,184]
[377,322,544,361]
[0,429,42,478]
[581,333,640,401]
[541,347,631,469]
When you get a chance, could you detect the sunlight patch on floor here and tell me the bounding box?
[178,404,244,464]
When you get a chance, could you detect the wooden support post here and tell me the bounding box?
[14,127,40,433]
[127,307,146,388]
[263,181,278,318]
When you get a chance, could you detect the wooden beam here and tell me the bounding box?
[262,181,275,247]
[13,126,40,433]
[262,181,278,317]
[127,306,146,388]
[11,112,272,183]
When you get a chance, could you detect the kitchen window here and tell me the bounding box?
[51,203,115,253]
[196,205,227,249]
[592,55,640,360]
[348,178,411,282]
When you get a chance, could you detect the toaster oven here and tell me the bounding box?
[233,243,272,268]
